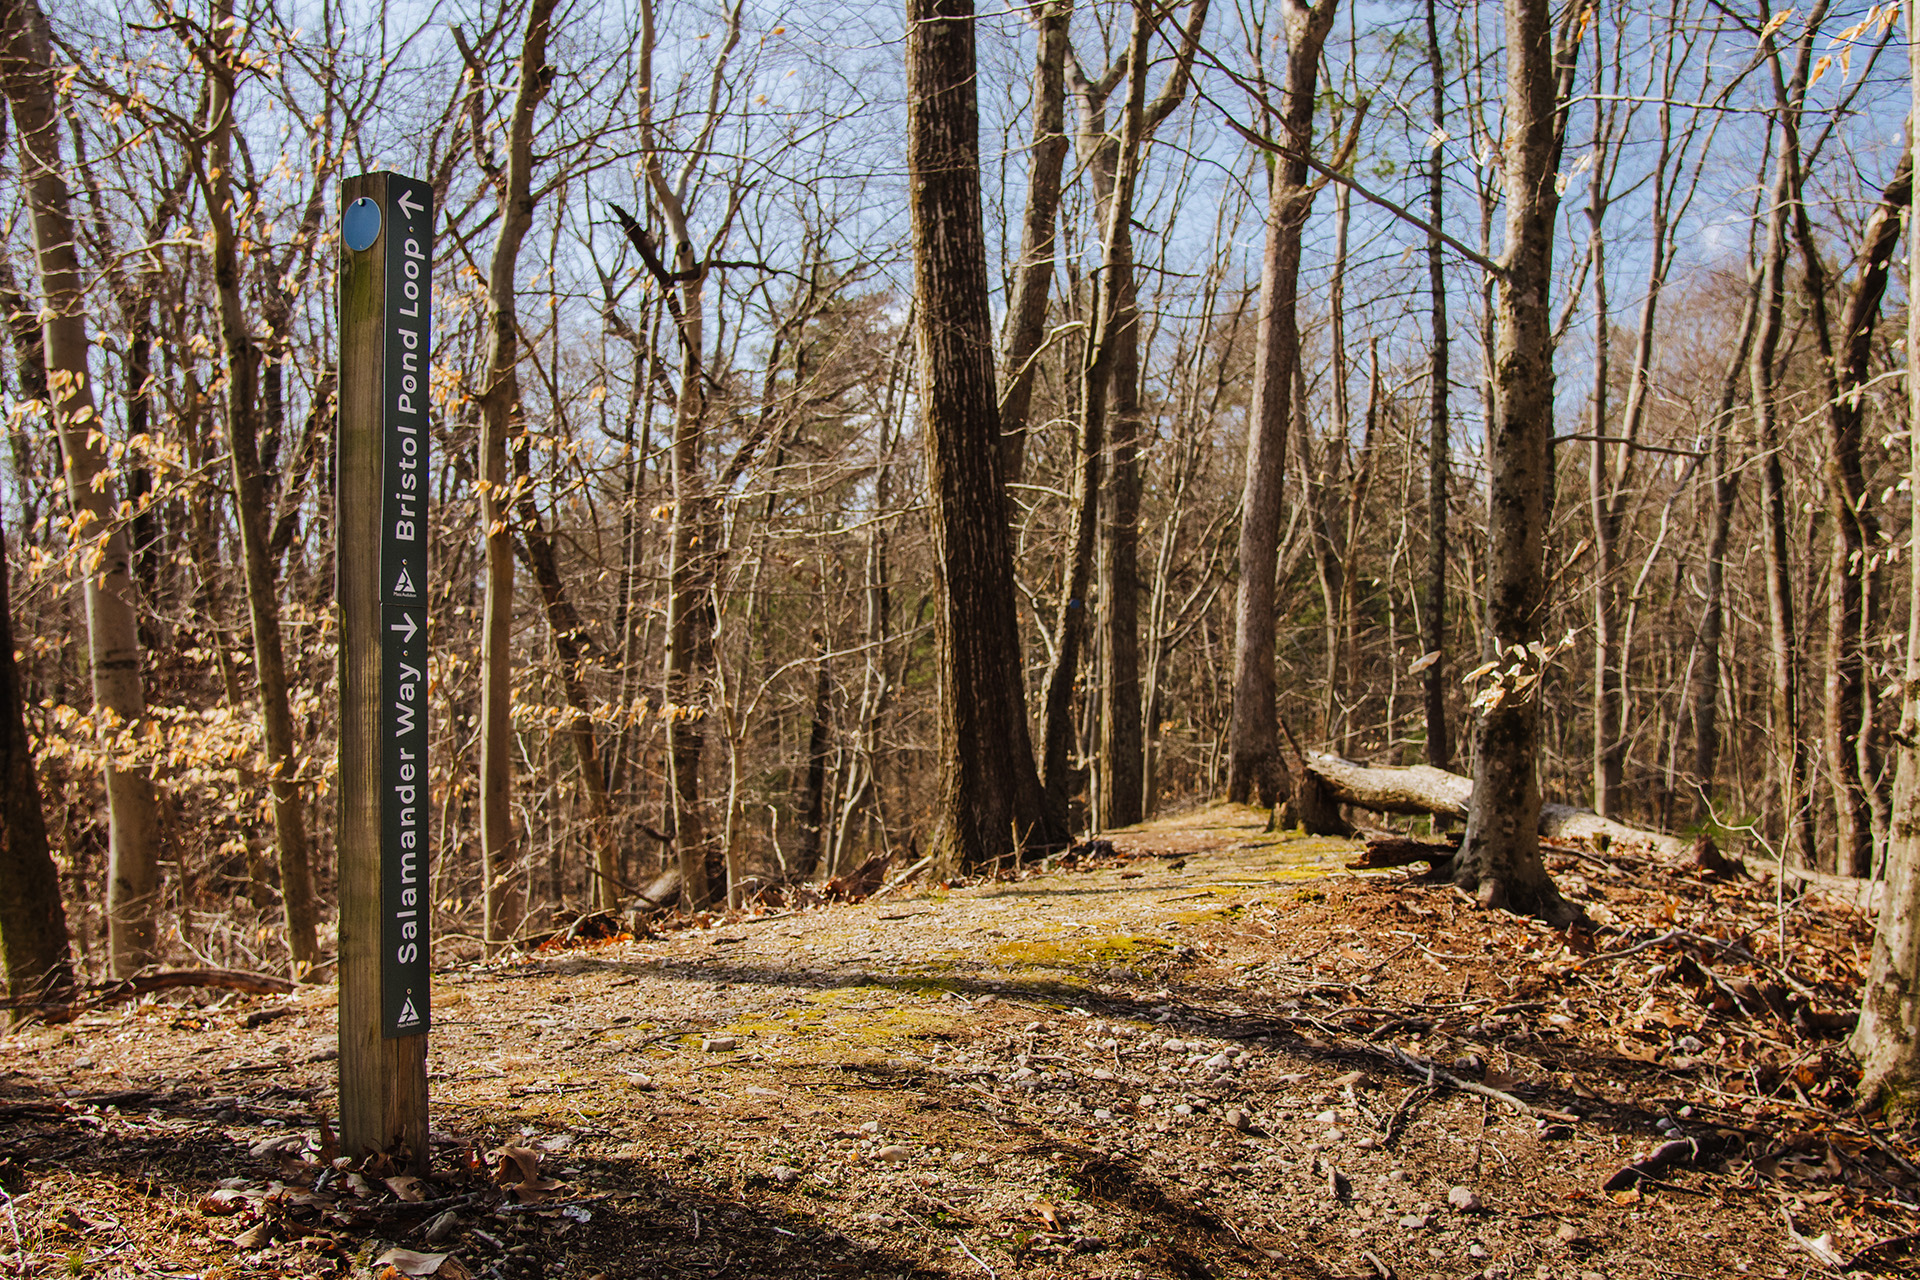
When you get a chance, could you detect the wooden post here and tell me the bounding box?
[337,172,432,1171]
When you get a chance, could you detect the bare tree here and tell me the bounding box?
[474,0,560,947]
[1453,0,1576,919]
[907,0,1062,870]
[0,0,162,975]
[1226,0,1338,810]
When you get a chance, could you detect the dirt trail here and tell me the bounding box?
[0,803,1908,1278]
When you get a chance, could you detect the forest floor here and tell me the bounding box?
[2,802,1916,1280]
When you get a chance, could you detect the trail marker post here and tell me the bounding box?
[337,172,433,1170]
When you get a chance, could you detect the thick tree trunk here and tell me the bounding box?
[476,0,559,947]
[906,0,1062,870]
[202,3,319,973]
[1456,0,1572,919]
[0,0,162,976]
[0,506,74,1010]
[1852,5,1920,1113]
[1227,0,1336,809]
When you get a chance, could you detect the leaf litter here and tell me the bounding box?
[0,801,1915,1277]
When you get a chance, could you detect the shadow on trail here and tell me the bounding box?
[0,1074,943,1279]
[508,947,1675,1147]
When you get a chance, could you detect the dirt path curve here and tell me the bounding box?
[0,803,1887,1278]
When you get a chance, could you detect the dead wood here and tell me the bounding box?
[823,851,894,902]
[92,968,296,1004]
[1601,1134,1740,1191]
[1302,752,1726,869]
[631,866,682,914]
[1346,830,1460,871]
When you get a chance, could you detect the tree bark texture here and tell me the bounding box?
[1799,141,1910,877]
[1853,2,1920,1113]
[1457,0,1570,918]
[0,0,162,977]
[906,0,1062,870]
[0,505,74,1010]
[1227,0,1336,810]
[1751,18,1821,870]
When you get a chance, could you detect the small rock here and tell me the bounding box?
[859,1121,881,1134]
[1316,1110,1338,1124]
[1386,1168,1407,1183]
[1469,1242,1488,1259]
[874,1145,911,1163]
[1203,1052,1231,1071]
[1171,1104,1194,1116]
[1091,1068,1115,1081]
[1448,1186,1483,1213]
[1326,1127,1345,1141]
[701,1036,738,1053]
[1399,1213,1430,1230]
[1094,1109,1113,1120]
[424,1209,461,1243]
[1225,1108,1254,1133]
[1355,1136,1379,1151]
[1555,1222,1582,1244]
[771,1165,801,1185]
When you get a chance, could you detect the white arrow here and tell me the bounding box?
[395,189,423,220]
[390,612,419,644]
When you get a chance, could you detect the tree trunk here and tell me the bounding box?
[997,0,1073,486]
[1852,1,1920,1114]
[1797,141,1910,877]
[1690,272,1760,822]
[906,0,1062,870]
[1227,0,1337,809]
[0,0,162,976]
[791,632,834,881]
[1455,0,1572,919]
[1420,0,1451,772]
[201,1,320,973]
[0,505,74,1010]
[1098,233,1145,830]
[475,0,559,947]
[1751,14,1823,870]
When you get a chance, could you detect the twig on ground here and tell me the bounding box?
[956,1234,996,1278]
[1373,1044,1578,1122]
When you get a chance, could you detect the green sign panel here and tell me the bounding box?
[354,173,434,1037]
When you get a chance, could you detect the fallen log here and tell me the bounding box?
[1346,831,1460,871]
[92,968,296,1005]
[1301,752,1724,870]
